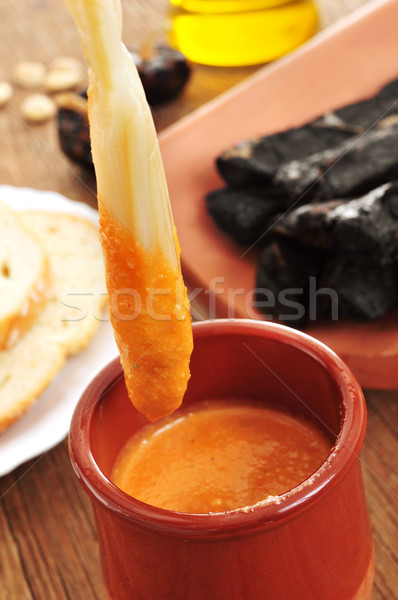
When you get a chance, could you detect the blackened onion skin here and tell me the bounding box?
[57,92,93,170]
[130,45,191,106]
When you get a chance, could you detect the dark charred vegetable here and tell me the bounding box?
[216,77,398,190]
[274,199,344,249]
[319,255,398,321]
[130,45,191,106]
[206,187,282,245]
[276,181,398,258]
[255,181,398,323]
[273,118,398,202]
[255,181,398,324]
[216,121,356,189]
[207,76,398,325]
[333,77,398,130]
[254,237,326,327]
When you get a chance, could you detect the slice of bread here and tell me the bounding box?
[0,201,48,350]
[0,327,65,432]
[0,211,107,432]
[19,212,107,354]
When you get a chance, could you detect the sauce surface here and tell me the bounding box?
[111,400,332,513]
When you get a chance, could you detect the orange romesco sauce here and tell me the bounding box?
[99,203,192,422]
[111,400,332,513]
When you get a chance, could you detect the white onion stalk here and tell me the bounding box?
[65,0,193,422]
[65,0,178,267]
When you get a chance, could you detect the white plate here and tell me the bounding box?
[0,186,118,477]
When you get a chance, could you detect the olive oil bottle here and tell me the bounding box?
[168,0,318,66]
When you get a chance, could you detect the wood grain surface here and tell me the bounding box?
[1,1,397,599]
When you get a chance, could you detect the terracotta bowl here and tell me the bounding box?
[69,319,374,600]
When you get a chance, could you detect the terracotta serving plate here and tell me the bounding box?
[159,0,398,390]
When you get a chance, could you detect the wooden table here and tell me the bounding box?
[1,1,397,599]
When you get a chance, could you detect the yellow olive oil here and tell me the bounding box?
[168,0,318,66]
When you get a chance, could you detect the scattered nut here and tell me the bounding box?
[54,91,88,115]
[13,61,46,89]
[44,68,83,93]
[0,81,13,106]
[20,94,57,123]
[48,56,83,73]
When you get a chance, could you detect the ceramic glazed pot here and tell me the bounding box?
[69,319,374,600]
